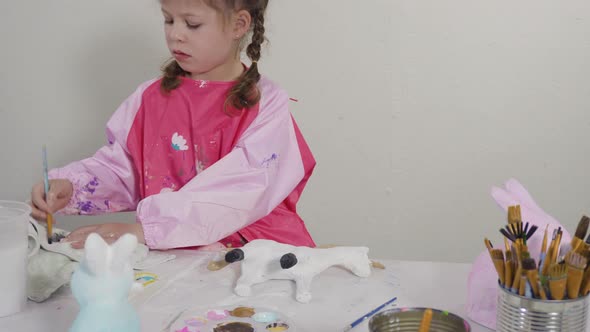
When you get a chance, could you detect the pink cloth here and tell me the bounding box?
[466,178,570,330]
[50,76,316,250]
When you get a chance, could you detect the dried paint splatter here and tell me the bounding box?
[229,306,255,318]
[213,322,254,332]
[266,322,290,331]
[261,153,279,168]
[207,309,229,320]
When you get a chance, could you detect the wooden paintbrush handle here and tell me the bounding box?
[512,266,522,292]
[519,275,527,296]
[505,260,513,289]
[418,308,432,332]
[527,271,540,298]
[494,259,505,286]
[538,280,548,300]
[567,267,584,299]
[550,278,567,301]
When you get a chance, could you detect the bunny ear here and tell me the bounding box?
[109,234,138,273]
[504,178,543,212]
[83,233,110,276]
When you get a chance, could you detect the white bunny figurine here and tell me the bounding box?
[69,233,140,332]
[225,239,372,303]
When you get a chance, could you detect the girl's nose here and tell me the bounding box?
[169,25,185,42]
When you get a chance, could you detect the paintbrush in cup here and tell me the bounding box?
[572,216,590,254]
[504,237,510,252]
[418,308,433,332]
[549,263,568,300]
[539,225,549,272]
[505,249,514,290]
[508,205,521,223]
[523,258,540,298]
[580,259,590,296]
[581,267,590,297]
[490,249,506,286]
[484,238,493,251]
[538,279,548,300]
[566,251,587,299]
[543,229,560,276]
[519,275,527,296]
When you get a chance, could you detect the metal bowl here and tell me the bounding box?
[368,307,471,332]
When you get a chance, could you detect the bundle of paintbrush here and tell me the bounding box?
[485,207,590,300]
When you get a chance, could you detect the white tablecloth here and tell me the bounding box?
[0,250,492,331]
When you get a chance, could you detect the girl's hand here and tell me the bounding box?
[30,179,73,220]
[64,223,146,249]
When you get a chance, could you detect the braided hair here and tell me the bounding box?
[161,0,269,115]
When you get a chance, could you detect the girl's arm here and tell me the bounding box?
[137,83,306,249]
[49,80,156,215]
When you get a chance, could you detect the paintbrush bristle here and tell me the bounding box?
[575,216,590,240]
[508,205,522,223]
[505,250,512,262]
[566,252,587,270]
[526,224,538,240]
[491,249,504,260]
[549,263,568,279]
[522,257,536,271]
[500,228,516,242]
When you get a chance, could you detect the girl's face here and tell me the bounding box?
[161,0,249,81]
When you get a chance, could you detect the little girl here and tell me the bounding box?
[30,0,316,250]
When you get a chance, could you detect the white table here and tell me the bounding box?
[0,250,493,332]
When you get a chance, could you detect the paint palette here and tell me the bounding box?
[169,305,296,332]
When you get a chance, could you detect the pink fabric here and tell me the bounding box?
[50,75,316,250]
[49,79,156,215]
[466,178,570,330]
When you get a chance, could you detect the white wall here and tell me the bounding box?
[1,0,589,263]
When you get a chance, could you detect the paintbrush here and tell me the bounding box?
[566,252,587,299]
[505,249,514,290]
[504,237,510,252]
[523,258,540,298]
[581,266,590,297]
[547,231,559,268]
[490,249,506,286]
[538,279,548,300]
[549,264,568,300]
[484,238,493,251]
[580,260,590,296]
[418,308,433,332]
[585,231,590,248]
[519,275,527,296]
[543,229,560,276]
[508,205,521,223]
[343,296,397,331]
[539,225,549,273]
[572,216,590,254]
[500,228,516,243]
[511,250,524,293]
[42,145,54,244]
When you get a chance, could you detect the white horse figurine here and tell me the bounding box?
[224,239,373,303]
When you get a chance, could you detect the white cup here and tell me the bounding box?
[0,200,33,317]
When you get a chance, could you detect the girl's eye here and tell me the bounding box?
[164,19,173,25]
[187,22,202,29]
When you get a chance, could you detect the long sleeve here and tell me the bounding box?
[49,80,155,215]
[137,86,305,249]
